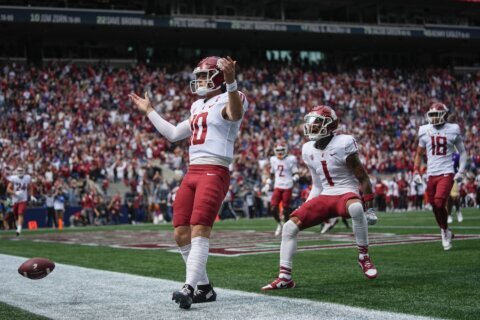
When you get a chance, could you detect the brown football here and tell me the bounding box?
[18,257,55,280]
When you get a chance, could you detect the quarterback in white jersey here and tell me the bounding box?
[262,105,378,291]
[267,144,299,236]
[130,56,248,309]
[414,102,467,251]
[6,168,33,236]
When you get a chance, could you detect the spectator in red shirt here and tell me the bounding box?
[374,177,388,212]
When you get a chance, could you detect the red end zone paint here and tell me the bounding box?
[11,231,480,257]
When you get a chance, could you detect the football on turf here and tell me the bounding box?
[18,257,55,280]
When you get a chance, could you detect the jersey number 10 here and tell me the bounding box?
[431,136,447,156]
[190,112,208,145]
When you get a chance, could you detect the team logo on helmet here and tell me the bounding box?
[190,56,225,96]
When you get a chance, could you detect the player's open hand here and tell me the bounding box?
[129,92,154,114]
[217,56,236,84]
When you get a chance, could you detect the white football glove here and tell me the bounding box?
[365,208,378,225]
[454,172,463,183]
[15,190,23,197]
[30,196,38,203]
[292,174,299,183]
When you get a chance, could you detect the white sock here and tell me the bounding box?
[185,236,210,288]
[279,220,299,278]
[179,244,191,264]
[17,225,22,233]
[180,243,210,286]
[348,202,369,256]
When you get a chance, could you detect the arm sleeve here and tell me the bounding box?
[418,127,427,147]
[147,111,191,142]
[455,138,467,174]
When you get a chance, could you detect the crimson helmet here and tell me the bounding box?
[274,143,287,159]
[304,105,338,141]
[426,103,449,126]
[190,56,225,96]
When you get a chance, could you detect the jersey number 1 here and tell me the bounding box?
[321,161,335,186]
[431,136,447,156]
[190,112,208,145]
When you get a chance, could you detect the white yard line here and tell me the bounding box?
[0,254,439,320]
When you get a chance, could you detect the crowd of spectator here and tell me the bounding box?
[0,60,479,227]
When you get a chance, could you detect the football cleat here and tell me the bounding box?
[456,211,463,223]
[365,208,378,225]
[358,255,378,279]
[441,229,454,251]
[172,284,194,309]
[193,284,217,303]
[261,277,296,291]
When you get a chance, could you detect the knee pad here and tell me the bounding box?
[348,202,364,220]
[282,220,299,239]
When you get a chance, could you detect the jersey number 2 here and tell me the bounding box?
[321,161,335,186]
[431,136,447,156]
[277,165,285,177]
[190,112,208,145]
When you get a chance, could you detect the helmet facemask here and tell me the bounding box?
[190,69,222,96]
[16,168,25,178]
[274,146,287,159]
[426,110,447,126]
[304,114,335,141]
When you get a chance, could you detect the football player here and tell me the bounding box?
[262,105,378,290]
[267,143,299,236]
[413,103,466,250]
[130,56,248,309]
[6,167,34,236]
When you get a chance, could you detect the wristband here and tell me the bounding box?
[226,80,238,92]
[363,194,374,202]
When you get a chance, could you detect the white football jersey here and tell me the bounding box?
[270,155,299,189]
[7,175,32,204]
[302,135,360,196]
[418,123,463,176]
[189,91,248,163]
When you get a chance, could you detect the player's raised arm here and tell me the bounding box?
[219,56,244,121]
[129,92,191,142]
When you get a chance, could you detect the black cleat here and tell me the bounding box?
[172,284,194,309]
[193,284,217,303]
[16,232,20,237]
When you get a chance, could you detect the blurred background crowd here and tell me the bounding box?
[1,60,480,227]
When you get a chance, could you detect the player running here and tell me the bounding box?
[6,168,34,236]
[413,103,466,250]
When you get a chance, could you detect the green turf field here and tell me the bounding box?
[1,209,479,319]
